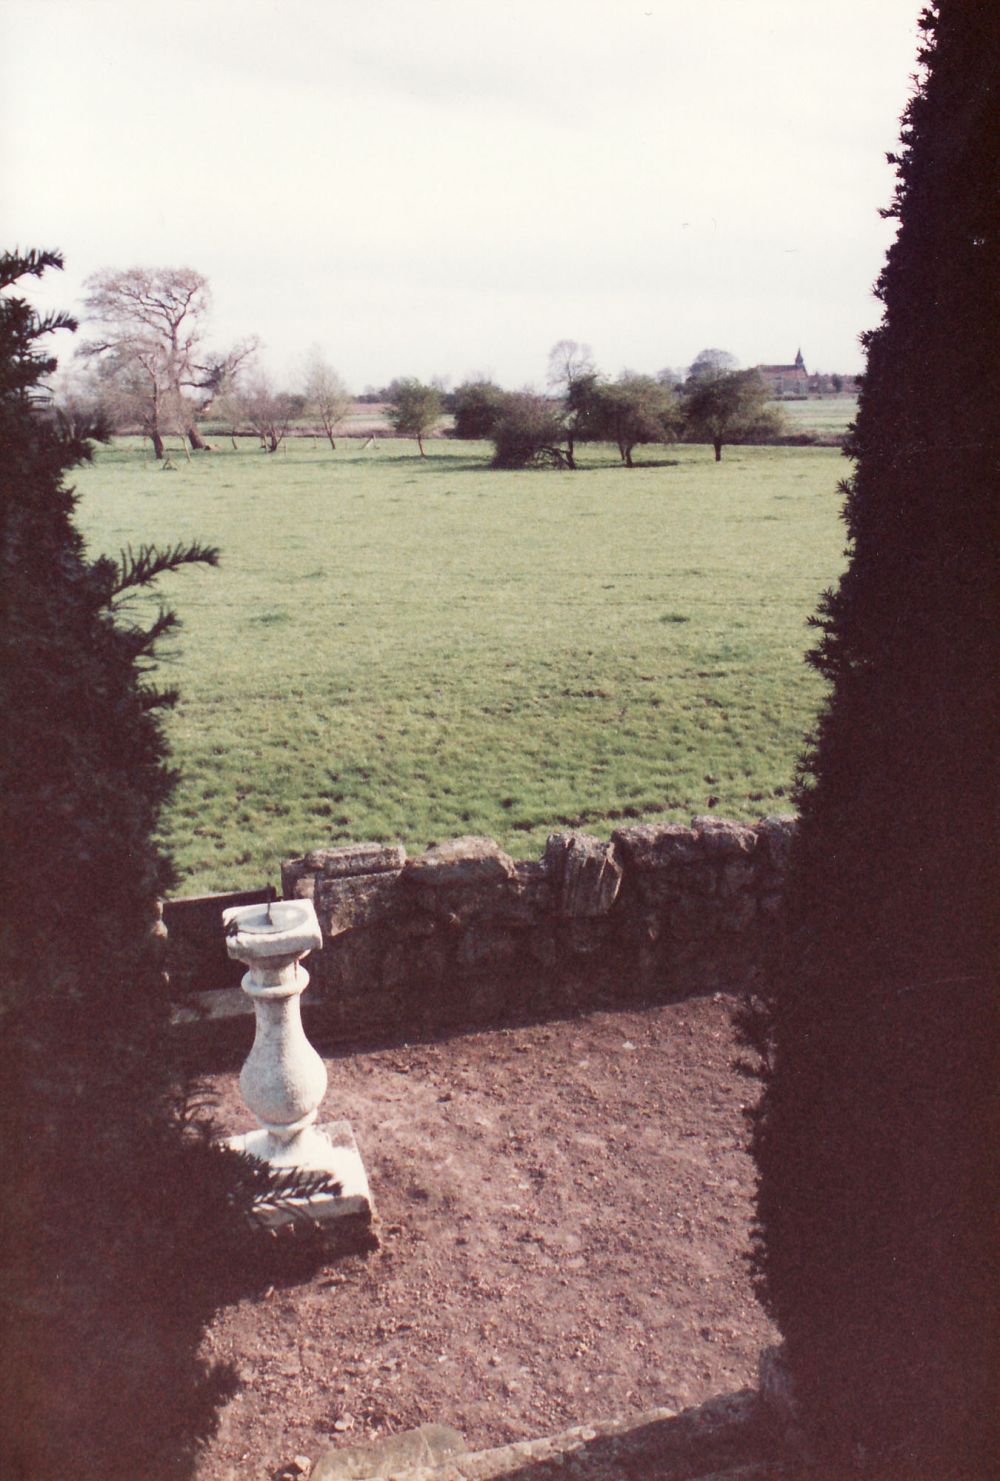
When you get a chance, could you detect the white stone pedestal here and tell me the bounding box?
[221,897,375,1238]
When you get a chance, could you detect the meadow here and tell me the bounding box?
[778,395,858,435]
[71,436,849,895]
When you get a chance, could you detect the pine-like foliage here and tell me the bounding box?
[745,5,998,1473]
[0,251,266,1479]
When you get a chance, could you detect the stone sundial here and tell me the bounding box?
[221,894,375,1236]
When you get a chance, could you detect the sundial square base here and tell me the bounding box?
[227,1117,376,1236]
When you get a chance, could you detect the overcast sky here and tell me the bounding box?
[3,0,926,389]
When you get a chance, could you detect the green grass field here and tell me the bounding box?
[777,396,858,434]
[71,437,849,895]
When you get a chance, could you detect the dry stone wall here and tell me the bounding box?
[279,816,795,1040]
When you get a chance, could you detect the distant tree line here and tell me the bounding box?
[56,275,826,464]
[458,341,782,467]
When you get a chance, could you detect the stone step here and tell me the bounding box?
[307,1392,785,1481]
[309,1423,466,1480]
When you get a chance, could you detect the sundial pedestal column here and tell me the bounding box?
[221,897,375,1239]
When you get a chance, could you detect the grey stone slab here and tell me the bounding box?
[374,1392,773,1479]
[311,1423,465,1480]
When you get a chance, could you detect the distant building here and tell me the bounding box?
[755,351,859,397]
[756,348,811,397]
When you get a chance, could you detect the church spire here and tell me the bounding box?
[795,347,805,369]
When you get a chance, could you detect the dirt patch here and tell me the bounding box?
[195,992,775,1480]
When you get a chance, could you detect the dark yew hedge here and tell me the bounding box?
[743,4,998,1474]
[0,251,296,1480]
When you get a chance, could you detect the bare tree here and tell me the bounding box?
[80,266,254,455]
[238,372,297,453]
[547,339,597,463]
[88,340,184,459]
[546,338,596,396]
[302,346,351,450]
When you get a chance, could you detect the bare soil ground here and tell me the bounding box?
[195,992,776,1481]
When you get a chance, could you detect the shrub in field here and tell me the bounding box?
[0,249,290,1480]
[490,390,576,468]
[452,377,508,439]
[744,4,998,1472]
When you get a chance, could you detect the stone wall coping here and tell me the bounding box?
[403,835,517,887]
[282,817,796,891]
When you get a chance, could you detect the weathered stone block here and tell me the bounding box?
[544,831,623,917]
[566,917,612,955]
[457,922,521,969]
[316,870,402,937]
[527,929,558,968]
[479,863,553,927]
[281,843,406,902]
[314,931,383,998]
[719,859,757,897]
[691,816,758,859]
[510,858,554,903]
[403,835,516,888]
[638,863,717,901]
[689,863,719,897]
[380,938,422,994]
[280,857,314,899]
[668,891,722,940]
[306,841,407,878]
[612,822,700,870]
[756,814,797,870]
[399,941,454,1000]
[722,892,758,932]
[628,870,684,907]
[396,912,438,938]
